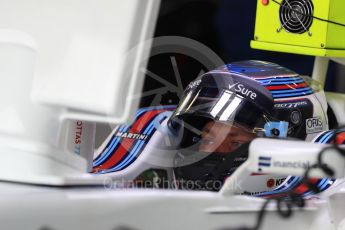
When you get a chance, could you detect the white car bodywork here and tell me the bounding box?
[0,0,345,229]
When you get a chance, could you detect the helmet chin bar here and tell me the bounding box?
[219,138,345,196]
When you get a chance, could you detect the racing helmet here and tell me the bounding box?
[169,60,329,191]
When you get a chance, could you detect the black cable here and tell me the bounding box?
[253,199,271,230]
[271,0,345,28]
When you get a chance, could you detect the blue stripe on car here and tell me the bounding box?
[93,107,164,167]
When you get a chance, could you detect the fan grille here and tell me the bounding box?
[279,0,314,34]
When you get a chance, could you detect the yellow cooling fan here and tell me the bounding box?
[251,0,345,57]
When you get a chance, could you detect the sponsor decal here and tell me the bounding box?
[275,178,286,186]
[74,121,83,155]
[258,156,271,167]
[266,178,275,188]
[241,190,270,196]
[229,82,257,100]
[187,79,201,90]
[273,160,310,169]
[116,131,149,141]
[258,157,310,170]
[74,121,83,144]
[290,110,302,125]
[306,116,323,134]
[258,156,311,170]
[266,178,286,188]
[274,100,308,109]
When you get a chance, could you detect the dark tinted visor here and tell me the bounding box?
[173,86,270,131]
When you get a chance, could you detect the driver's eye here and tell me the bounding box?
[230,141,242,148]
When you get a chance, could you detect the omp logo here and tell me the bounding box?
[306,117,323,134]
[229,83,257,100]
[258,156,271,167]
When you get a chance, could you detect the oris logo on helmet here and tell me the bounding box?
[229,83,257,100]
[306,117,323,134]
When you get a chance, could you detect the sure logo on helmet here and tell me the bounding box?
[229,83,257,100]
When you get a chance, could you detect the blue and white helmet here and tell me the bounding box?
[170,60,328,143]
[169,60,329,191]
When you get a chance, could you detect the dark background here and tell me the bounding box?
[96,0,345,146]
[140,0,345,107]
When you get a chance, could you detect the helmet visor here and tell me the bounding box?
[173,85,271,132]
